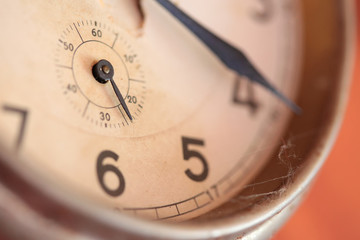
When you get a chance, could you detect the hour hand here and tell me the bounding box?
[154,0,301,114]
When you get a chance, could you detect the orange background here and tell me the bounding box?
[274,2,360,240]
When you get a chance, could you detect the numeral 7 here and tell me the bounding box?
[2,105,28,151]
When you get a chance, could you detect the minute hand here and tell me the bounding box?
[154,0,301,114]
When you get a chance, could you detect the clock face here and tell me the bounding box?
[0,0,301,221]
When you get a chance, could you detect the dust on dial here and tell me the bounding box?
[55,20,145,133]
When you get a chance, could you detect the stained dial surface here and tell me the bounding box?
[0,0,300,221]
[55,19,146,135]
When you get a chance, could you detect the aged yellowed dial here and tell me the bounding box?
[0,0,302,223]
[56,21,145,129]
[0,0,356,239]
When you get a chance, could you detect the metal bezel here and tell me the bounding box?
[0,0,356,239]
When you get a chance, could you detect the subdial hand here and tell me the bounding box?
[154,0,301,114]
[92,59,133,121]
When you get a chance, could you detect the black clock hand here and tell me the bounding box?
[154,0,301,114]
[109,78,133,121]
[92,59,133,121]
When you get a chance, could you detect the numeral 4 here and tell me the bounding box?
[233,77,259,114]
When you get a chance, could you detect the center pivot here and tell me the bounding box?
[92,59,114,84]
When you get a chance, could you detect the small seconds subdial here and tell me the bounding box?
[55,20,146,130]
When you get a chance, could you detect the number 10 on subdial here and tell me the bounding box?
[55,20,146,129]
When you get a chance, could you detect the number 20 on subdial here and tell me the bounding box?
[55,20,146,129]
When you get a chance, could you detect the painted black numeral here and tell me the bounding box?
[182,137,208,182]
[124,54,137,63]
[233,77,259,114]
[66,84,77,93]
[96,150,125,197]
[63,42,74,51]
[92,28,102,37]
[2,105,28,151]
[100,112,111,121]
[127,95,138,104]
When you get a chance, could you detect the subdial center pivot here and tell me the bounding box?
[92,59,114,84]
[92,59,133,120]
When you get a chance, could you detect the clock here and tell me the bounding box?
[0,0,355,239]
